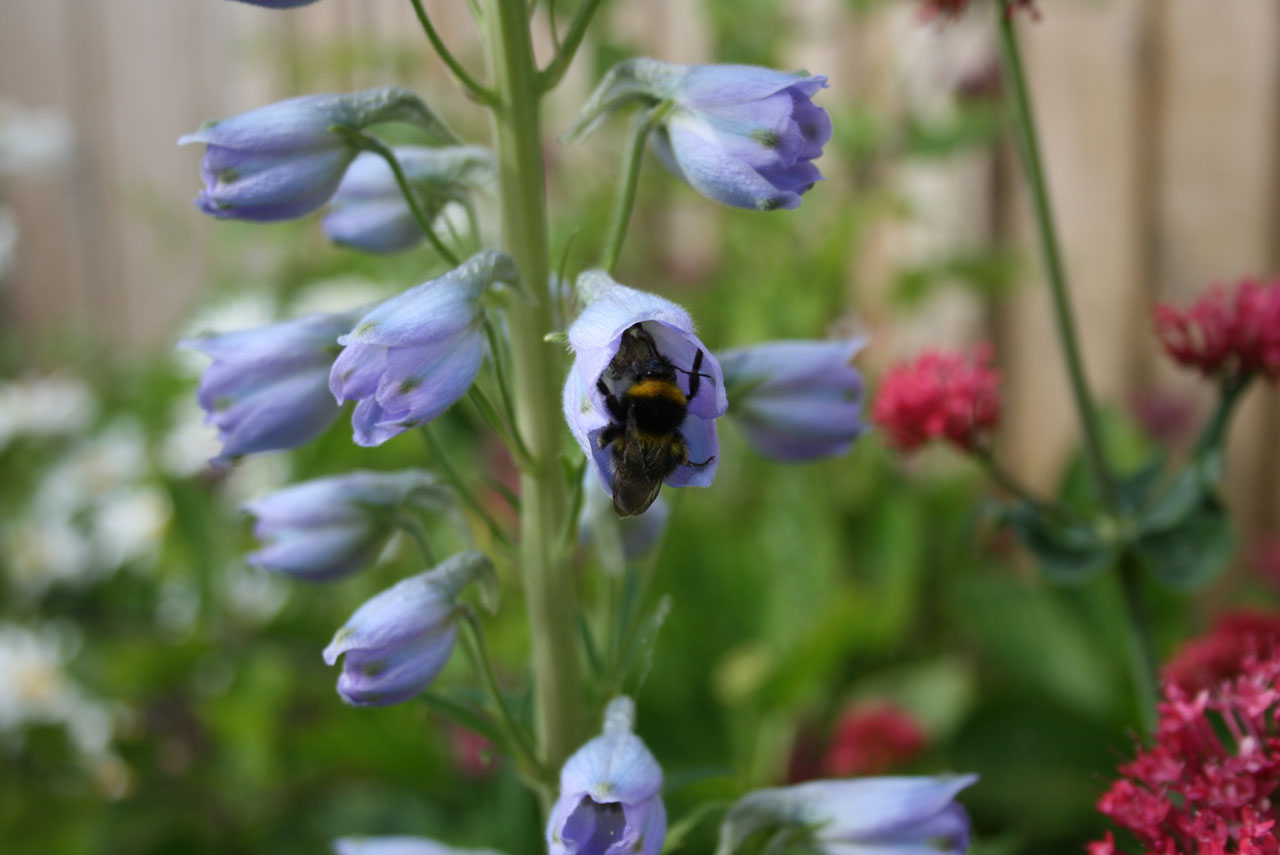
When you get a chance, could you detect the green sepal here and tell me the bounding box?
[562,58,683,144]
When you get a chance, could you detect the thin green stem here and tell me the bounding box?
[537,0,606,91]
[601,102,673,274]
[974,448,1079,522]
[458,609,549,782]
[1117,556,1159,734]
[419,425,514,550]
[350,133,461,265]
[483,317,534,466]
[393,513,436,564]
[1193,372,1252,459]
[409,0,499,105]
[483,0,586,798]
[996,9,1116,510]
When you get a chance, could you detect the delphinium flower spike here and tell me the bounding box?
[715,774,978,855]
[323,550,491,707]
[330,250,518,447]
[244,470,449,582]
[718,337,866,461]
[562,270,728,516]
[567,59,832,211]
[546,696,666,855]
[179,87,455,221]
[180,307,363,463]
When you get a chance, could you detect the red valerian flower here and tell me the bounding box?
[872,345,1002,453]
[1093,622,1280,854]
[919,0,1038,21]
[823,703,928,777]
[1162,611,1280,694]
[1153,279,1280,381]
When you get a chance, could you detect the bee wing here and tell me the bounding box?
[612,475,663,517]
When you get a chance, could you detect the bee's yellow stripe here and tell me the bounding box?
[625,379,687,405]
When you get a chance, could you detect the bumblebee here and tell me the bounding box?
[596,325,714,516]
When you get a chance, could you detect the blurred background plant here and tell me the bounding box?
[2,1,1280,854]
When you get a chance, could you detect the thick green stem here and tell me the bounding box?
[601,102,673,274]
[997,10,1160,733]
[996,10,1116,509]
[1117,556,1159,734]
[483,0,586,797]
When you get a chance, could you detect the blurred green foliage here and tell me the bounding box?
[1,3,1272,855]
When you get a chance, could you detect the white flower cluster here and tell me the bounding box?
[3,408,170,600]
[0,621,128,797]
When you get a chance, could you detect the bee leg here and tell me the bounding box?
[596,377,627,422]
[597,423,624,449]
[689,455,716,468]
[687,348,704,400]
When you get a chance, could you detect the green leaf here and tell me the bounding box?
[1136,498,1236,591]
[1116,452,1167,513]
[1005,505,1116,585]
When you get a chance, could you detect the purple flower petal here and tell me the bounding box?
[548,698,666,855]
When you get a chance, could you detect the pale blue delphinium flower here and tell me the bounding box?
[244,469,447,582]
[334,837,505,855]
[180,308,361,463]
[547,697,666,855]
[323,550,490,707]
[715,774,979,855]
[561,270,728,515]
[227,0,321,7]
[718,338,866,461]
[569,59,832,211]
[330,250,518,447]
[179,87,453,221]
[323,145,493,253]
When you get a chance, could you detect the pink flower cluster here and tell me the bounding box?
[824,703,928,777]
[873,345,1002,453]
[1154,280,1280,382]
[919,0,1038,21]
[1093,617,1280,855]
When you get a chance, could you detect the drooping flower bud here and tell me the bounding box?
[562,270,728,516]
[872,345,1001,453]
[333,836,504,855]
[547,697,666,855]
[715,774,978,855]
[719,337,866,461]
[323,550,490,707]
[245,469,448,582]
[323,146,494,253]
[568,59,831,211]
[180,308,361,462]
[179,87,454,221]
[228,0,321,7]
[1153,278,1280,381]
[330,250,518,447]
